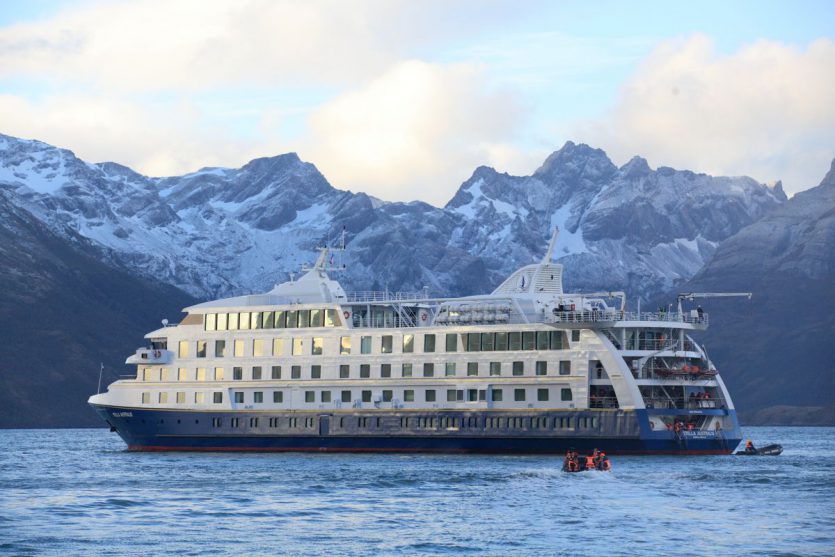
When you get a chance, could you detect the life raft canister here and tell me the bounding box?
[343,310,350,320]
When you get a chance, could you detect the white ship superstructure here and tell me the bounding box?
[90,230,742,454]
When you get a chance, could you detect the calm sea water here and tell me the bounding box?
[0,427,832,557]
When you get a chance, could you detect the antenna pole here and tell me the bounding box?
[97,362,104,394]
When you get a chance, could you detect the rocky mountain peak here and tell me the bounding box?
[533,141,617,183]
[619,156,652,178]
[819,158,835,188]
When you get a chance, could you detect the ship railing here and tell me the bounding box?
[589,396,620,409]
[346,290,430,303]
[545,310,708,326]
[643,397,725,410]
[626,340,699,352]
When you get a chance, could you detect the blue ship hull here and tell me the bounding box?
[92,404,741,455]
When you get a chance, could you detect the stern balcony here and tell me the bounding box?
[126,348,173,365]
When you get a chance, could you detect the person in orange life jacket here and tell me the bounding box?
[585,454,596,470]
[564,449,579,471]
[599,452,611,471]
[686,422,695,431]
[592,448,601,469]
[745,439,756,452]
[665,422,673,431]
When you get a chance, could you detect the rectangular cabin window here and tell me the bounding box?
[490,362,501,376]
[514,388,526,402]
[512,361,524,376]
[401,363,413,377]
[141,392,150,404]
[205,314,216,331]
[468,389,478,402]
[305,391,315,403]
[178,368,188,381]
[572,330,580,343]
[285,310,298,329]
[310,309,323,328]
[467,362,478,376]
[404,389,415,402]
[403,334,414,353]
[522,332,536,350]
[445,333,457,352]
[321,391,331,403]
[214,367,224,381]
[215,340,227,358]
[160,368,168,382]
[508,332,521,351]
[561,388,573,401]
[481,333,495,351]
[213,392,223,404]
[217,313,228,331]
[425,389,436,402]
[234,340,244,357]
[423,363,434,377]
[340,390,351,403]
[423,334,436,353]
[467,334,480,352]
[274,310,286,329]
[382,390,393,402]
[446,389,457,402]
[360,364,370,378]
[535,361,548,376]
[254,391,263,403]
[311,365,322,379]
[298,310,310,328]
[194,392,205,404]
[261,311,274,329]
[340,364,350,379]
[196,368,206,381]
[550,331,565,350]
[176,392,185,404]
[292,338,304,356]
[228,312,239,330]
[143,368,153,381]
[252,366,262,380]
[273,391,284,403]
[178,341,189,358]
[234,392,244,403]
[311,337,324,356]
[239,312,250,330]
[536,331,550,351]
[272,339,284,357]
[233,367,243,380]
[381,364,392,378]
[537,388,549,402]
[340,336,351,355]
[360,336,372,354]
[196,341,207,358]
[324,309,337,328]
[495,332,508,351]
[252,339,264,358]
[271,366,281,379]
[559,361,571,375]
[291,366,301,379]
[445,362,456,376]
[362,390,372,403]
[381,335,393,354]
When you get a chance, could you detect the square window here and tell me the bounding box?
[321,391,331,403]
[404,389,414,402]
[423,363,434,377]
[536,331,550,350]
[467,362,478,376]
[233,367,242,380]
[194,392,205,404]
[312,337,324,355]
[252,366,262,380]
[425,389,436,402]
[401,363,413,377]
[559,361,571,375]
[445,362,456,376]
[234,391,244,403]
[291,365,301,379]
[447,389,457,402]
[340,336,351,355]
[468,389,478,402]
[360,364,370,378]
[141,392,150,404]
[254,391,263,403]
[311,365,321,379]
[572,330,580,342]
[423,334,436,353]
[445,333,457,352]
[271,365,281,379]
[382,390,393,402]
[362,390,372,403]
[273,391,283,403]
[214,367,224,381]
[403,334,414,353]
[158,392,168,404]
[514,388,526,402]
[340,364,350,379]
[341,390,352,403]
[305,391,315,403]
[361,336,372,354]
[381,363,392,378]
[512,361,524,376]
[381,335,393,354]
[535,361,548,376]
[561,388,573,401]
[537,388,549,402]
[489,362,501,376]
[213,392,223,404]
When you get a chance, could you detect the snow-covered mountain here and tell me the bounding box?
[0,133,786,301]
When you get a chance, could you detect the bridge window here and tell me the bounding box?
[509,332,521,350]
[261,311,274,329]
[215,340,227,357]
[403,334,414,353]
[275,310,286,328]
[550,331,565,350]
[298,310,310,328]
[324,309,338,327]
[312,338,324,355]
[340,336,351,355]
[217,313,228,331]
[361,336,372,354]
[240,312,250,330]
[423,334,436,353]
[481,333,495,351]
[228,312,239,330]
[445,333,457,352]
[467,334,480,352]
[285,310,298,328]
[522,332,536,350]
[205,313,216,331]
[310,309,323,328]
[537,331,550,350]
[572,330,580,343]
[381,335,393,354]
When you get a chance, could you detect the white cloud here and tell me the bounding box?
[575,35,835,195]
[289,60,530,206]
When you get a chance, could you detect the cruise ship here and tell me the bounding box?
[89,230,743,454]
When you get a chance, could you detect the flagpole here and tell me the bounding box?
[97,362,104,394]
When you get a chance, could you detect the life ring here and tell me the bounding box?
[343,310,350,320]
[682,364,690,372]
[420,313,428,322]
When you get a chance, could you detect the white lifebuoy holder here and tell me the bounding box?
[421,313,428,321]
[153,350,161,358]
[649,420,655,430]
[343,310,351,320]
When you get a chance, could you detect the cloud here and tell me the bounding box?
[289,60,531,206]
[575,35,835,195]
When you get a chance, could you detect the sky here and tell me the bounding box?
[0,0,833,206]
